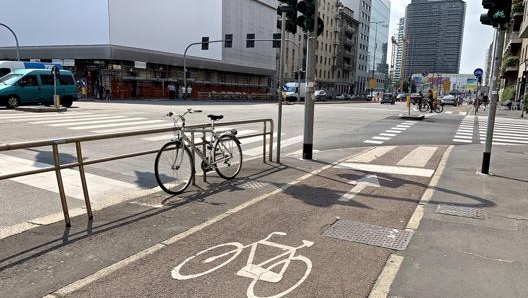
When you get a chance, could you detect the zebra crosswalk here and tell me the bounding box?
[453,115,528,146]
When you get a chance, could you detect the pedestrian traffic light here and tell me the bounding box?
[480,0,512,28]
[246,33,255,48]
[224,34,233,48]
[296,0,324,36]
[277,0,298,34]
[272,33,281,48]
[51,66,59,77]
[201,37,209,50]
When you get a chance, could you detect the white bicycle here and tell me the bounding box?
[171,232,314,298]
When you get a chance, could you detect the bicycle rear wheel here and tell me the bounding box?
[419,102,429,112]
[435,104,443,113]
[213,134,242,179]
[154,141,194,195]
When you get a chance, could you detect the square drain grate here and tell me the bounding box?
[436,204,485,219]
[322,220,414,251]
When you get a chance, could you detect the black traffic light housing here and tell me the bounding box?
[246,33,255,48]
[480,0,512,28]
[201,37,209,50]
[272,33,281,48]
[296,0,324,36]
[224,34,233,48]
[277,0,298,34]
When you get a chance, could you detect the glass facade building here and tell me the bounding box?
[368,0,390,91]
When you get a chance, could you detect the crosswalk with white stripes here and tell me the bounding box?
[453,115,528,145]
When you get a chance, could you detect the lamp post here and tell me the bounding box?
[0,23,20,61]
[390,35,397,94]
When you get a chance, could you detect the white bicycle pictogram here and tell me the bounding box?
[171,232,314,298]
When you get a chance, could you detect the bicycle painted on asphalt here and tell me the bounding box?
[171,232,314,298]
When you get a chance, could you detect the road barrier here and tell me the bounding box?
[0,118,273,227]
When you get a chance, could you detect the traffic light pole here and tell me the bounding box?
[482,28,505,174]
[302,0,318,160]
[183,39,226,100]
[277,12,287,163]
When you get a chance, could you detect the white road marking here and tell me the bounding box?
[397,146,437,167]
[379,133,396,137]
[71,119,164,130]
[372,136,391,140]
[385,130,402,134]
[93,123,172,134]
[0,112,92,120]
[243,135,302,156]
[0,154,143,201]
[48,117,142,126]
[336,162,435,177]
[346,146,396,163]
[338,174,380,202]
[363,140,384,144]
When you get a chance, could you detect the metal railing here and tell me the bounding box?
[0,118,273,227]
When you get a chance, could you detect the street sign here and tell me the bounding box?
[474,68,483,77]
[368,78,376,89]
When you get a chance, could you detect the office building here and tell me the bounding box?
[403,0,466,78]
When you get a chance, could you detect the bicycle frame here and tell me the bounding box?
[236,232,313,282]
[169,109,235,170]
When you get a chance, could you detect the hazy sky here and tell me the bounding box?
[388,0,495,74]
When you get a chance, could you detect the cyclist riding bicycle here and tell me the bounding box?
[427,90,435,112]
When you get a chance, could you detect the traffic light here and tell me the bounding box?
[246,33,255,48]
[480,0,512,28]
[296,0,324,36]
[277,0,298,34]
[224,34,233,48]
[51,66,60,77]
[272,33,281,48]
[201,37,209,50]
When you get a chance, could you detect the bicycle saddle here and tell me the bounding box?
[207,114,223,121]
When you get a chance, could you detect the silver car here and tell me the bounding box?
[440,94,457,106]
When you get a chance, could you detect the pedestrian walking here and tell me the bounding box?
[104,86,111,101]
[168,82,176,100]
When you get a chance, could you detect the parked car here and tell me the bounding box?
[314,90,328,101]
[0,68,78,108]
[440,94,457,106]
[335,93,352,100]
[380,94,395,105]
[396,93,406,102]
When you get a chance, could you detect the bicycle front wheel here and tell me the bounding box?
[213,134,243,179]
[154,141,194,195]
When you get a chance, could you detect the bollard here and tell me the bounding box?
[54,94,60,109]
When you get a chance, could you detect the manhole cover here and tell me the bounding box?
[436,204,485,219]
[322,220,414,251]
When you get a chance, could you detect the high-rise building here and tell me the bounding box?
[394,17,405,85]
[368,0,390,91]
[403,0,466,78]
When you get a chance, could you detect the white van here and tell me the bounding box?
[282,82,306,102]
[0,60,63,77]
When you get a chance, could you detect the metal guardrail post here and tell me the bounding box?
[75,141,93,220]
[263,121,267,163]
[0,118,273,226]
[52,144,71,227]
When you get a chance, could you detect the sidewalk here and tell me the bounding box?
[389,142,528,298]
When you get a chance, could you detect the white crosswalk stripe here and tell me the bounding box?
[363,120,418,144]
[453,115,528,145]
[453,115,476,143]
[478,116,528,146]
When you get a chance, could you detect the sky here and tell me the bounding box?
[388,0,495,74]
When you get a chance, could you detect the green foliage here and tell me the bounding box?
[513,0,524,13]
[501,85,515,102]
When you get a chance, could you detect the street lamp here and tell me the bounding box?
[0,23,20,61]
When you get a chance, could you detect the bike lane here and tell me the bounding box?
[56,145,447,298]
